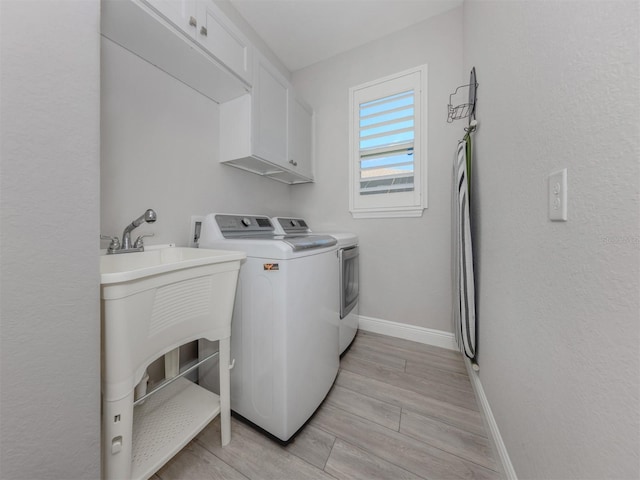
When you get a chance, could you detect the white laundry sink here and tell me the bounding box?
[100,246,245,284]
[100,246,245,480]
[100,246,246,399]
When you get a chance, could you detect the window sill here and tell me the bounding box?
[350,207,425,219]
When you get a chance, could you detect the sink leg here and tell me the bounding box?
[103,391,134,480]
[164,348,180,379]
[219,336,231,446]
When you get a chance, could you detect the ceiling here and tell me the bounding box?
[228,0,463,72]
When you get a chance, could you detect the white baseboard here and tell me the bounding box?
[357,315,457,351]
[464,358,518,480]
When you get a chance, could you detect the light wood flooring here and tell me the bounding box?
[153,331,503,480]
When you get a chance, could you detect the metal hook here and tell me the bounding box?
[464,119,478,134]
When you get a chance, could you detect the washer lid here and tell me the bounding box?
[281,234,336,251]
[272,217,358,247]
[218,233,336,251]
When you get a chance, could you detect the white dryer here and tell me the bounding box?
[272,217,359,355]
[197,214,339,442]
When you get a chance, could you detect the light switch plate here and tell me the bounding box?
[548,168,567,221]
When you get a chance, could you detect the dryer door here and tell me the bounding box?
[339,246,359,319]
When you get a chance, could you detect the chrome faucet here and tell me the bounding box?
[121,209,157,250]
[101,209,157,254]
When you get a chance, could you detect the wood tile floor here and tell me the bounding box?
[153,331,503,480]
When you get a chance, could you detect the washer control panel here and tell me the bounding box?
[215,214,275,237]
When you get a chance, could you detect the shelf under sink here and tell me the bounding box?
[131,377,220,480]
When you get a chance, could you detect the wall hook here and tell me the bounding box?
[447,67,478,124]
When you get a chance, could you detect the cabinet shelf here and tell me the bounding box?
[131,377,220,480]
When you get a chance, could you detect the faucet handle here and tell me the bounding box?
[100,234,121,254]
[133,233,154,249]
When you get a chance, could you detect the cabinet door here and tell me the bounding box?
[143,0,197,35]
[195,1,253,84]
[288,95,314,180]
[253,60,289,166]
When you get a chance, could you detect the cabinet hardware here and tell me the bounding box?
[200,26,208,36]
[289,159,298,167]
[189,16,197,27]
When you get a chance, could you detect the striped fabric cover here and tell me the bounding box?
[452,136,476,360]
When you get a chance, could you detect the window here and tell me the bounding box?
[349,65,427,218]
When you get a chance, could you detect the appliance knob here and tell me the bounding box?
[241,217,251,227]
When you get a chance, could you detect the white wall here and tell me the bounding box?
[463,1,640,478]
[0,1,101,479]
[101,39,292,246]
[291,7,464,333]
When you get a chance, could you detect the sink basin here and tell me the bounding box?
[100,247,245,284]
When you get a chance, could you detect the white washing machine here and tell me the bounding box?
[272,217,359,355]
[197,214,339,442]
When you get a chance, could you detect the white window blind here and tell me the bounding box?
[349,65,427,218]
[359,91,415,195]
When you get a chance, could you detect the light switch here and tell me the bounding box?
[548,168,567,221]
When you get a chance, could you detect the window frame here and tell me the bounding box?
[348,65,427,219]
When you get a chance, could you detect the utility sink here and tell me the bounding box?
[100,246,245,284]
[100,246,245,480]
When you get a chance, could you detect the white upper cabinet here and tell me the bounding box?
[194,1,253,84]
[103,0,314,184]
[143,0,196,33]
[288,94,314,180]
[102,0,251,102]
[134,0,253,85]
[219,53,315,184]
[253,59,289,167]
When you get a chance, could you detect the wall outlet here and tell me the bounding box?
[548,168,568,221]
[190,215,205,247]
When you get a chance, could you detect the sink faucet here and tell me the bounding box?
[121,209,157,250]
[102,209,157,254]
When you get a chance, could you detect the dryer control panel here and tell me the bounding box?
[273,217,311,235]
